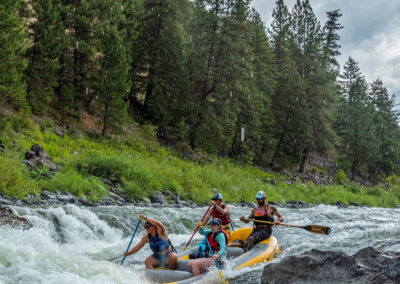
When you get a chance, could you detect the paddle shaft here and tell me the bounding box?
[183,203,212,251]
[200,227,226,282]
[243,218,331,235]
[121,219,141,265]
[244,218,297,228]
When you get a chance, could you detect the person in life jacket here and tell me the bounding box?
[198,193,231,238]
[238,191,284,251]
[123,214,178,270]
[189,218,228,276]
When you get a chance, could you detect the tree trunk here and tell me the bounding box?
[299,149,308,173]
[270,131,285,168]
[102,102,108,137]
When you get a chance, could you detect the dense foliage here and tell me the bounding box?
[1,117,399,207]
[1,0,399,183]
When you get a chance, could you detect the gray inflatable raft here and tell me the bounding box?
[144,247,244,283]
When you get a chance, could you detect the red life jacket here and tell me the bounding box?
[207,230,229,253]
[212,204,230,225]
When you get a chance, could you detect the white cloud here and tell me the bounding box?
[252,0,400,103]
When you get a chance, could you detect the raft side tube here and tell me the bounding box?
[145,268,192,283]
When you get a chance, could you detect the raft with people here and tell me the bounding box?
[144,227,280,283]
[121,191,330,284]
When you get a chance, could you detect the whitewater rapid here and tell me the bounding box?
[1,204,399,283]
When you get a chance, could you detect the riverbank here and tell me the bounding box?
[1,116,400,208]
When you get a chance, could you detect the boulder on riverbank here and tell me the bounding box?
[261,247,400,284]
[0,206,32,229]
[24,143,57,171]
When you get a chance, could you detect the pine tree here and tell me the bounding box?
[269,0,307,168]
[229,8,276,164]
[127,0,192,142]
[289,0,338,172]
[97,23,130,137]
[26,0,64,113]
[0,0,28,111]
[323,9,343,74]
[336,58,378,180]
[368,79,400,178]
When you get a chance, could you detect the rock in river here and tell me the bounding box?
[261,247,400,284]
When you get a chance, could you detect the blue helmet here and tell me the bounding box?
[256,191,266,200]
[209,218,222,226]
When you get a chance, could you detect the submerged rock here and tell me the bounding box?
[261,247,400,284]
[0,206,32,229]
[284,201,310,209]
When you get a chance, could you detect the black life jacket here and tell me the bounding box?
[253,205,274,228]
[206,230,228,253]
[212,204,230,225]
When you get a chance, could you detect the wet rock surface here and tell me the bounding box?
[261,247,400,284]
[284,201,310,209]
[0,206,32,229]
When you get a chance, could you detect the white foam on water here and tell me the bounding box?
[2,204,399,283]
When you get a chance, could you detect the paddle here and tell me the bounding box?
[200,227,229,284]
[242,218,331,235]
[121,218,142,265]
[183,203,213,251]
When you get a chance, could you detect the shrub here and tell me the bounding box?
[333,169,349,185]
[0,156,40,198]
[42,170,107,201]
[71,152,133,182]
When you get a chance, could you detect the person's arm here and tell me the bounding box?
[199,211,212,227]
[124,235,147,257]
[271,206,284,225]
[214,233,227,258]
[141,215,167,238]
[198,228,212,236]
[240,209,254,223]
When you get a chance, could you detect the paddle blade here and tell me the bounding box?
[303,225,331,235]
[218,270,229,284]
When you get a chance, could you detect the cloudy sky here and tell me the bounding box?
[252,0,400,105]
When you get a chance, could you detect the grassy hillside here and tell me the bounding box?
[1,115,400,207]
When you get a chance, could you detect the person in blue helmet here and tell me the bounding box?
[239,191,284,251]
[188,218,228,276]
[123,214,178,270]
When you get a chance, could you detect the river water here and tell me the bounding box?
[1,204,399,283]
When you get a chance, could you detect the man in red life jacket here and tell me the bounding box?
[239,191,284,251]
[198,193,231,238]
[189,218,228,276]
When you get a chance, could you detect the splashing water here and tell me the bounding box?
[1,204,399,283]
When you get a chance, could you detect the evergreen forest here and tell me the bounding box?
[1,0,400,200]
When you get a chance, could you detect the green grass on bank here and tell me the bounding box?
[1,116,400,207]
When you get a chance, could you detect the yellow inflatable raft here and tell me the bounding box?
[144,227,280,283]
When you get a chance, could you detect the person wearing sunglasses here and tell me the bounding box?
[239,191,284,251]
[188,218,228,276]
[123,214,178,270]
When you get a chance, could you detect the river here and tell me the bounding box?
[1,204,399,283]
